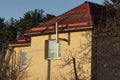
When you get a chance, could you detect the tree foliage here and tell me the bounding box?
[91,0,120,79]
[0,47,29,80]
[0,9,55,51]
[58,1,120,80]
[0,8,55,79]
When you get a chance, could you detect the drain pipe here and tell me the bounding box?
[55,22,59,57]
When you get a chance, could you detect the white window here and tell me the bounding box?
[21,50,28,67]
[45,40,61,59]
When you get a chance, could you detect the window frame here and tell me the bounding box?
[45,39,61,60]
[20,50,28,67]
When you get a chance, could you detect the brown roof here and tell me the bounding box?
[9,37,31,46]
[24,1,105,35]
[10,1,106,45]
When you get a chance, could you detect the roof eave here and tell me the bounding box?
[24,26,93,36]
[9,43,30,47]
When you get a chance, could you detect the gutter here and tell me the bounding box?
[24,26,93,36]
[9,43,30,47]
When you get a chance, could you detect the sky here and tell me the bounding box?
[0,0,104,20]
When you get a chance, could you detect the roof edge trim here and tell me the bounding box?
[24,26,93,36]
[9,43,30,47]
[86,1,93,26]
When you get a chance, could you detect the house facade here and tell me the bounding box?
[6,1,120,80]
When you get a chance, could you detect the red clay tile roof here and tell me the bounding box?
[10,1,106,45]
[9,37,30,45]
[24,1,104,35]
[88,2,106,26]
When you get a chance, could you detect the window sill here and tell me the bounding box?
[21,65,27,67]
[46,57,61,60]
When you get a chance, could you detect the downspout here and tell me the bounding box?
[55,22,59,57]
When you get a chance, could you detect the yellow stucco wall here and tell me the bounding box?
[10,30,92,80]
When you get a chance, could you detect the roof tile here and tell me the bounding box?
[10,37,30,45]
[24,1,96,34]
[10,1,106,45]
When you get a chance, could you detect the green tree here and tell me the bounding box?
[0,9,55,52]
[16,9,55,31]
[0,17,8,51]
[14,9,55,40]
[43,13,55,22]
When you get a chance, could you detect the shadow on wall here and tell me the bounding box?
[46,33,71,80]
[0,47,29,80]
[91,27,120,80]
[45,26,120,80]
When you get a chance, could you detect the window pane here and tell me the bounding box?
[45,40,61,59]
[48,40,57,58]
[21,50,28,66]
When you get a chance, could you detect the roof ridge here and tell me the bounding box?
[38,1,103,26]
[24,1,104,35]
[85,1,103,6]
[86,1,93,26]
[37,2,88,27]
[55,2,86,19]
